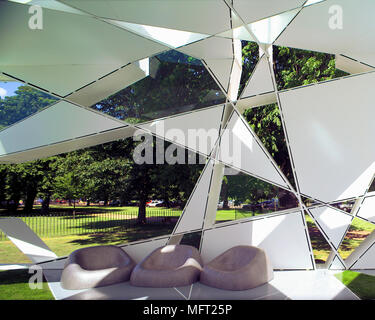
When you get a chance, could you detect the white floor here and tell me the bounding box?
[42,268,359,300]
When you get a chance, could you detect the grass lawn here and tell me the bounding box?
[335,270,375,300]
[0,269,54,300]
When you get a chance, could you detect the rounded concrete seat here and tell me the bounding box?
[61,245,136,290]
[200,245,274,291]
[130,245,203,288]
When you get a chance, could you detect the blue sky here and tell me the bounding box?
[0,81,22,99]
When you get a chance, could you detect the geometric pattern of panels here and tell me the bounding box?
[0,101,124,157]
[279,72,375,203]
[275,0,375,67]
[200,211,314,270]
[308,207,352,250]
[0,1,168,96]
[218,110,289,189]
[138,105,224,157]
[2,0,375,273]
[357,196,375,224]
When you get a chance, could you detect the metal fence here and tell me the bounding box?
[0,208,181,241]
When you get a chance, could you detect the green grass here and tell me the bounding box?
[0,269,54,300]
[335,270,375,300]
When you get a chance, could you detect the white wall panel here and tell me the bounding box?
[279,72,375,202]
[178,37,234,60]
[201,211,313,269]
[0,218,57,263]
[139,105,224,156]
[241,55,274,98]
[205,59,233,93]
[0,101,124,156]
[357,196,375,224]
[174,159,214,234]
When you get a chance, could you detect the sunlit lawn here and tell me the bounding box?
[335,270,375,300]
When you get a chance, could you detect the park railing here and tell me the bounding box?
[0,208,181,241]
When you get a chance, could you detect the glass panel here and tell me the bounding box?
[0,81,58,131]
[273,45,349,91]
[90,50,226,124]
[238,41,259,98]
[180,231,202,250]
[216,167,298,224]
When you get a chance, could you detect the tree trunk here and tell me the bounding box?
[41,195,50,215]
[221,180,229,209]
[86,199,90,206]
[24,188,37,213]
[278,189,298,209]
[138,199,147,224]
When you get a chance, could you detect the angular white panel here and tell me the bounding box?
[233,0,305,24]
[0,1,168,95]
[178,37,234,60]
[218,111,288,188]
[205,59,233,93]
[139,105,224,156]
[236,92,277,113]
[60,0,231,35]
[121,238,169,263]
[241,55,274,98]
[0,101,124,156]
[357,196,375,224]
[0,218,57,263]
[29,0,87,15]
[201,211,313,269]
[275,0,375,67]
[279,72,375,202]
[330,255,345,270]
[335,55,375,75]
[174,159,214,234]
[107,20,210,49]
[349,241,375,270]
[66,63,148,107]
[309,207,352,249]
[0,126,137,163]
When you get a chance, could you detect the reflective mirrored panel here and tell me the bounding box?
[90,50,226,124]
[0,81,58,131]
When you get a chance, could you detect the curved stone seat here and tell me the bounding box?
[60,245,136,290]
[130,245,203,288]
[200,245,274,291]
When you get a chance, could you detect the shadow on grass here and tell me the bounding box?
[0,269,47,285]
[68,224,176,246]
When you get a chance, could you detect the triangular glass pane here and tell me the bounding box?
[180,231,202,250]
[216,167,298,224]
[238,41,259,98]
[305,213,332,266]
[330,200,356,214]
[273,45,349,91]
[0,81,58,131]
[338,217,375,261]
[242,103,297,190]
[90,50,226,124]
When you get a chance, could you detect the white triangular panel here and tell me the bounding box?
[275,0,375,67]
[0,101,124,156]
[330,255,346,270]
[241,55,274,98]
[138,105,224,156]
[350,243,375,270]
[107,20,210,49]
[248,9,300,44]
[279,72,375,202]
[0,218,57,263]
[201,211,313,269]
[309,207,352,249]
[174,159,214,234]
[357,196,375,224]
[178,37,234,60]
[29,0,87,15]
[218,111,288,188]
[205,59,233,92]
